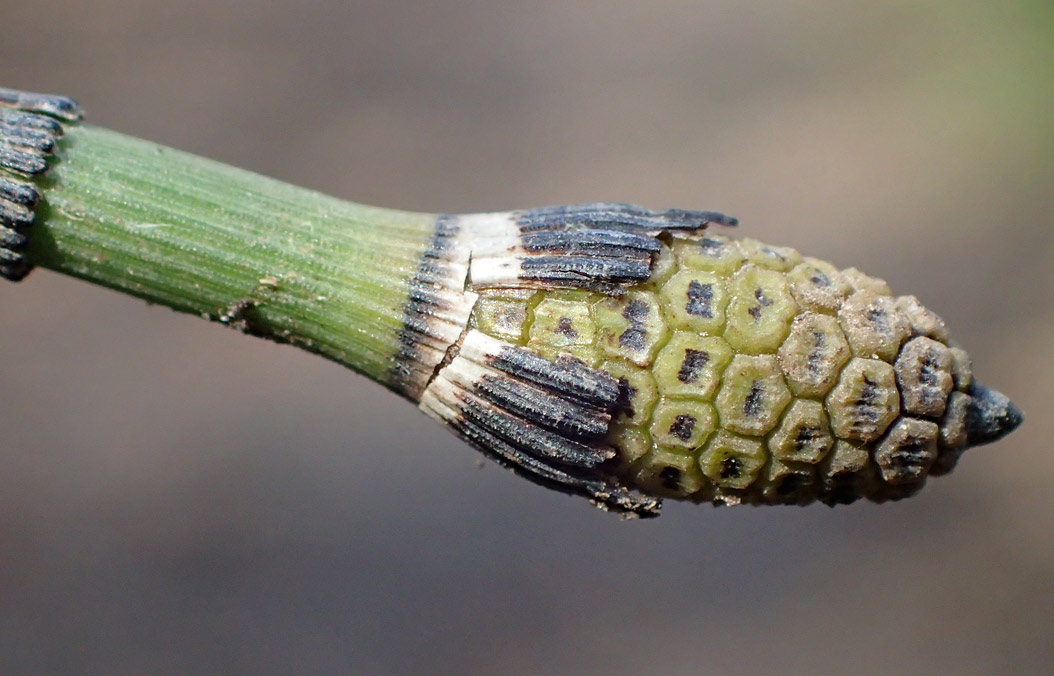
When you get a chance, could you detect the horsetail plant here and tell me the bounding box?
[0,87,1023,518]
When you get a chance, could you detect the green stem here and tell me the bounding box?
[28,125,435,386]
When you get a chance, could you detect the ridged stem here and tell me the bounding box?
[27,125,435,386]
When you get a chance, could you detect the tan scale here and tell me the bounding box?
[767,399,834,464]
[839,267,892,295]
[838,290,910,361]
[895,295,950,343]
[932,391,970,475]
[787,258,851,314]
[938,391,970,452]
[948,346,973,391]
[819,440,875,502]
[762,458,820,505]
[825,357,900,443]
[777,312,851,397]
[609,424,652,465]
[873,417,940,487]
[894,336,954,418]
[646,242,679,288]
[714,354,793,437]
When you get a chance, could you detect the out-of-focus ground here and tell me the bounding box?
[1,1,1051,674]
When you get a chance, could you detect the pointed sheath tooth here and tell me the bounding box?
[0,176,41,209]
[0,248,25,264]
[449,409,613,501]
[432,354,611,438]
[658,208,739,229]
[520,229,661,256]
[0,123,56,154]
[0,86,83,122]
[1,199,35,230]
[423,374,657,517]
[516,203,665,232]
[0,144,49,176]
[0,109,66,135]
[0,227,29,250]
[443,384,615,468]
[423,331,655,516]
[467,205,736,294]
[459,330,620,410]
[461,401,615,468]
[0,91,75,283]
[451,363,612,440]
[515,203,737,234]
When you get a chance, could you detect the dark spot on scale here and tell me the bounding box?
[810,270,831,287]
[888,435,930,478]
[748,288,772,322]
[699,240,725,255]
[685,280,714,317]
[556,317,578,339]
[618,298,650,352]
[744,380,764,417]
[859,375,878,404]
[867,307,889,332]
[497,309,519,330]
[720,456,742,479]
[761,246,789,263]
[669,414,696,441]
[619,327,647,351]
[659,466,682,491]
[614,376,638,419]
[919,353,939,386]
[700,237,725,255]
[795,426,822,449]
[854,375,882,422]
[677,349,710,383]
[622,299,649,322]
[806,331,826,371]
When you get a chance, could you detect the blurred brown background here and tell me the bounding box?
[1,1,1051,674]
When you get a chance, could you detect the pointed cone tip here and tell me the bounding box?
[965,380,1024,447]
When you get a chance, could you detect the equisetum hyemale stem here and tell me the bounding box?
[1,87,1024,518]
